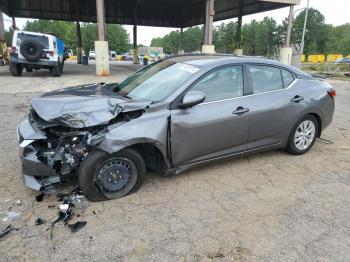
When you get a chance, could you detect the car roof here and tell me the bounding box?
[167,54,309,76]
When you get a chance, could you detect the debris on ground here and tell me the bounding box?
[0,225,18,239]
[16,200,22,206]
[35,218,46,226]
[35,193,44,202]
[68,221,87,233]
[48,202,73,239]
[45,187,87,238]
[1,211,20,222]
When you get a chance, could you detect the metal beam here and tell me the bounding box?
[0,12,5,41]
[236,0,243,49]
[180,27,183,50]
[133,0,138,64]
[96,0,106,41]
[76,21,82,64]
[203,0,214,45]
[285,4,294,47]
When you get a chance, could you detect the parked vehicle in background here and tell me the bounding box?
[9,31,66,77]
[334,57,350,64]
[120,53,132,61]
[67,49,74,57]
[17,55,335,201]
[0,55,4,66]
[109,51,117,61]
[89,50,96,60]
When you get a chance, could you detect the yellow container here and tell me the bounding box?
[326,54,343,62]
[302,55,305,63]
[308,54,325,63]
[68,55,77,61]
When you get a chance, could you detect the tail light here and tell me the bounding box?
[8,46,16,53]
[327,88,336,98]
[48,51,54,56]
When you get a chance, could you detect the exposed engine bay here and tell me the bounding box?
[18,82,150,191]
[27,106,145,180]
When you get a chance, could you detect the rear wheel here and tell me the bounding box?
[51,60,62,77]
[9,62,23,76]
[287,115,318,155]
[79,149,146,202]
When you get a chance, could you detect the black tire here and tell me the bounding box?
[51,60,62,77]
[78,149,146,202]
[61,60,64,73]
[9,62,23,76]
[287,115,319,155]
[20,39,43,62]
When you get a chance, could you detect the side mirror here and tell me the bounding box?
[179,91,206,108]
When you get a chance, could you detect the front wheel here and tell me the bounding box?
[78,149,146,202]
[287,115,319,155]
[9,62,23,76]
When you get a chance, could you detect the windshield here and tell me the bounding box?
[114,60,200,102]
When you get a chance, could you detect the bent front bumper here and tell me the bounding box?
[17,117,60,190]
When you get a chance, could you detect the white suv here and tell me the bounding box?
[9,31,66,77]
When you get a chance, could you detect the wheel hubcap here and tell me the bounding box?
[294,120,316,150]
[96,158,133,193]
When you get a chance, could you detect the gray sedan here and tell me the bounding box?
[17,55,335,201]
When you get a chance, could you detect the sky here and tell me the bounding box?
[3,0,350,46]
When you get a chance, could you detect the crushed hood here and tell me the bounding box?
[30,83,151,128]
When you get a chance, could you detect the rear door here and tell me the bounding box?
[170,65,251,166]
[244,64,302,149]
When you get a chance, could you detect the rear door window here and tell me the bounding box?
[16,33,49,49]
[281,69,295,87]
[248,65,284,94]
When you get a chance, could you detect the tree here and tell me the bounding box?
[213,22,236,53]
[24,20,76,49]
[182,26,203,52]
[324,23,350,55]
[241,17,282,57]
[22,20,130,54]
[289,8,327,55]
[106,24,130,53]
[151,26,203,54]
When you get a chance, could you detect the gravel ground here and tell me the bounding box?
[0,63,349,261]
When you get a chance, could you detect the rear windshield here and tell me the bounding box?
[16,33,49,49]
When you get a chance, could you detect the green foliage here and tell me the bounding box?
[151,26,203,53]
[17,20,130,53]
[150,8,350,57]
[242,17,283,57]
[24,20,76,49]
[324,23,350,55]
[213,22,236,53]
[289,8,327,55]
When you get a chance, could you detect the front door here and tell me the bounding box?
[170,65,250,166]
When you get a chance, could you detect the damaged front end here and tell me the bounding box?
[18,112,99,190]
[17,83,150,191]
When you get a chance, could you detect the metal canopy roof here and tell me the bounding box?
[0,0,300,28]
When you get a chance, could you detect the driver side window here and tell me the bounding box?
[189,66,244,103]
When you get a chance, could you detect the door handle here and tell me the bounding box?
[291,95,304,103]
[232,106,249,115]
